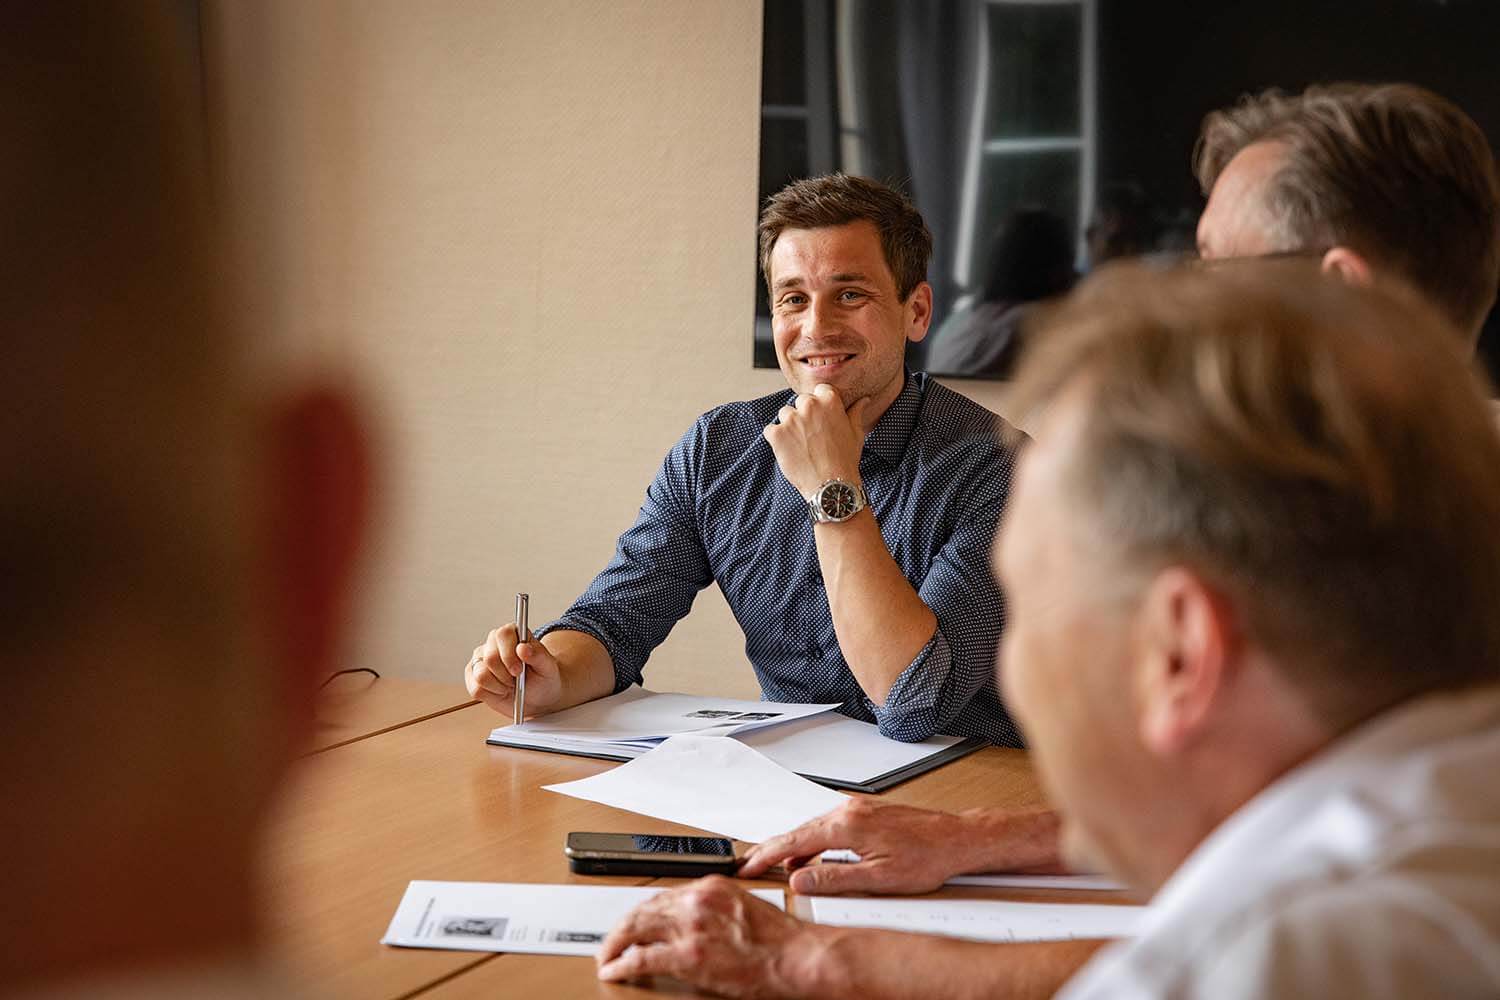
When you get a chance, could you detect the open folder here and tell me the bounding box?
[485,686,984,793]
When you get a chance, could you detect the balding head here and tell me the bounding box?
[1009,261,1500,729]
[1194,84,1500,342]
[1000,261,1500,888]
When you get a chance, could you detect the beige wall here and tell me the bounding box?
[204,0,1015,701]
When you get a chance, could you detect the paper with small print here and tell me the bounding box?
[544,733,850,843]
[382,881,784,956]
[806,896,1143,942]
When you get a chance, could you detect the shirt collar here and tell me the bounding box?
[862,370,924,467]
[1133,683,1500,936]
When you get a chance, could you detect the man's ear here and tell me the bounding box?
[906,281,934,343]
[262,385,372,737]
[1320,246,1374,288]
[1134,567,1237,757]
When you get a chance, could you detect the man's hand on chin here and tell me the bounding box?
[597,876,829,998]
[764,383,871,497]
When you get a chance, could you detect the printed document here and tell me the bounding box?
[805,896,1143,943]
[382,881,784,956]
[544,733,850,843]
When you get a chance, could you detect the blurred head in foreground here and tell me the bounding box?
[1,4,369,991]
[998,260,1500,891]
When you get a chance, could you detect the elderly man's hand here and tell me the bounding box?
[737,799,980,896]
[596,876,825,998]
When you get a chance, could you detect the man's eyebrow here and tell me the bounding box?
[772,271,873,291]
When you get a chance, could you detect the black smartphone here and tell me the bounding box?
[564,832,739,876]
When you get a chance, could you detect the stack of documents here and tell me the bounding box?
[488,687,983,793]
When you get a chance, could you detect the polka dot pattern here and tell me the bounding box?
[536,371,1025,746]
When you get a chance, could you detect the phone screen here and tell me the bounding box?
[566,832,734,860]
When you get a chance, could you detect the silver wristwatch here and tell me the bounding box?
[807,478,868,524]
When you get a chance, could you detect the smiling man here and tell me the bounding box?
[465,174,1025,745]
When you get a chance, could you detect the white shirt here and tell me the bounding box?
[1060,684,1500,1000]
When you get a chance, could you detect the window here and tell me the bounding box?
[954,0,1096,288]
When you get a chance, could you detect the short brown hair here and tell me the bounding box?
[1194,84,1500,341]
[759,174,933,301]
[1010,261,1500,727]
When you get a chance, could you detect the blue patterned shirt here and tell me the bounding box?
[537,371,1024,745]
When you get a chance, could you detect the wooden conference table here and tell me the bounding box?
[268,675,1127,998]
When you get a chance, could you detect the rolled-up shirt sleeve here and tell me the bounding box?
[534,424,712,692]
[867,462,1011,742]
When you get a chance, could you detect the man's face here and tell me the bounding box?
[995,399,1152,882]
[767,220,929,405]
[1196,140,1288,261]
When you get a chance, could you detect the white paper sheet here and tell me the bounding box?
[818,850,1125,891]
[544,734,850,844]
[944,873,1127,891]
[382,881,784,956]
[496,687,840,745]
[806,896,1143,942]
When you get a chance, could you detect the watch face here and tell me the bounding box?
[819,482,858,520]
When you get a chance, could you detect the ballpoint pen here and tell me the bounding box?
[514,592,528,725]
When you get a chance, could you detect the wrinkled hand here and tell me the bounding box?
[462,622,563,719]
[738,799,975,895]
[597,876,821,997]
[763,383,870,498]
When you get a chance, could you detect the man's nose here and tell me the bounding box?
[806,294,840,337]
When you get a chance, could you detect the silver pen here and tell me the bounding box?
[514,592,529,725]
